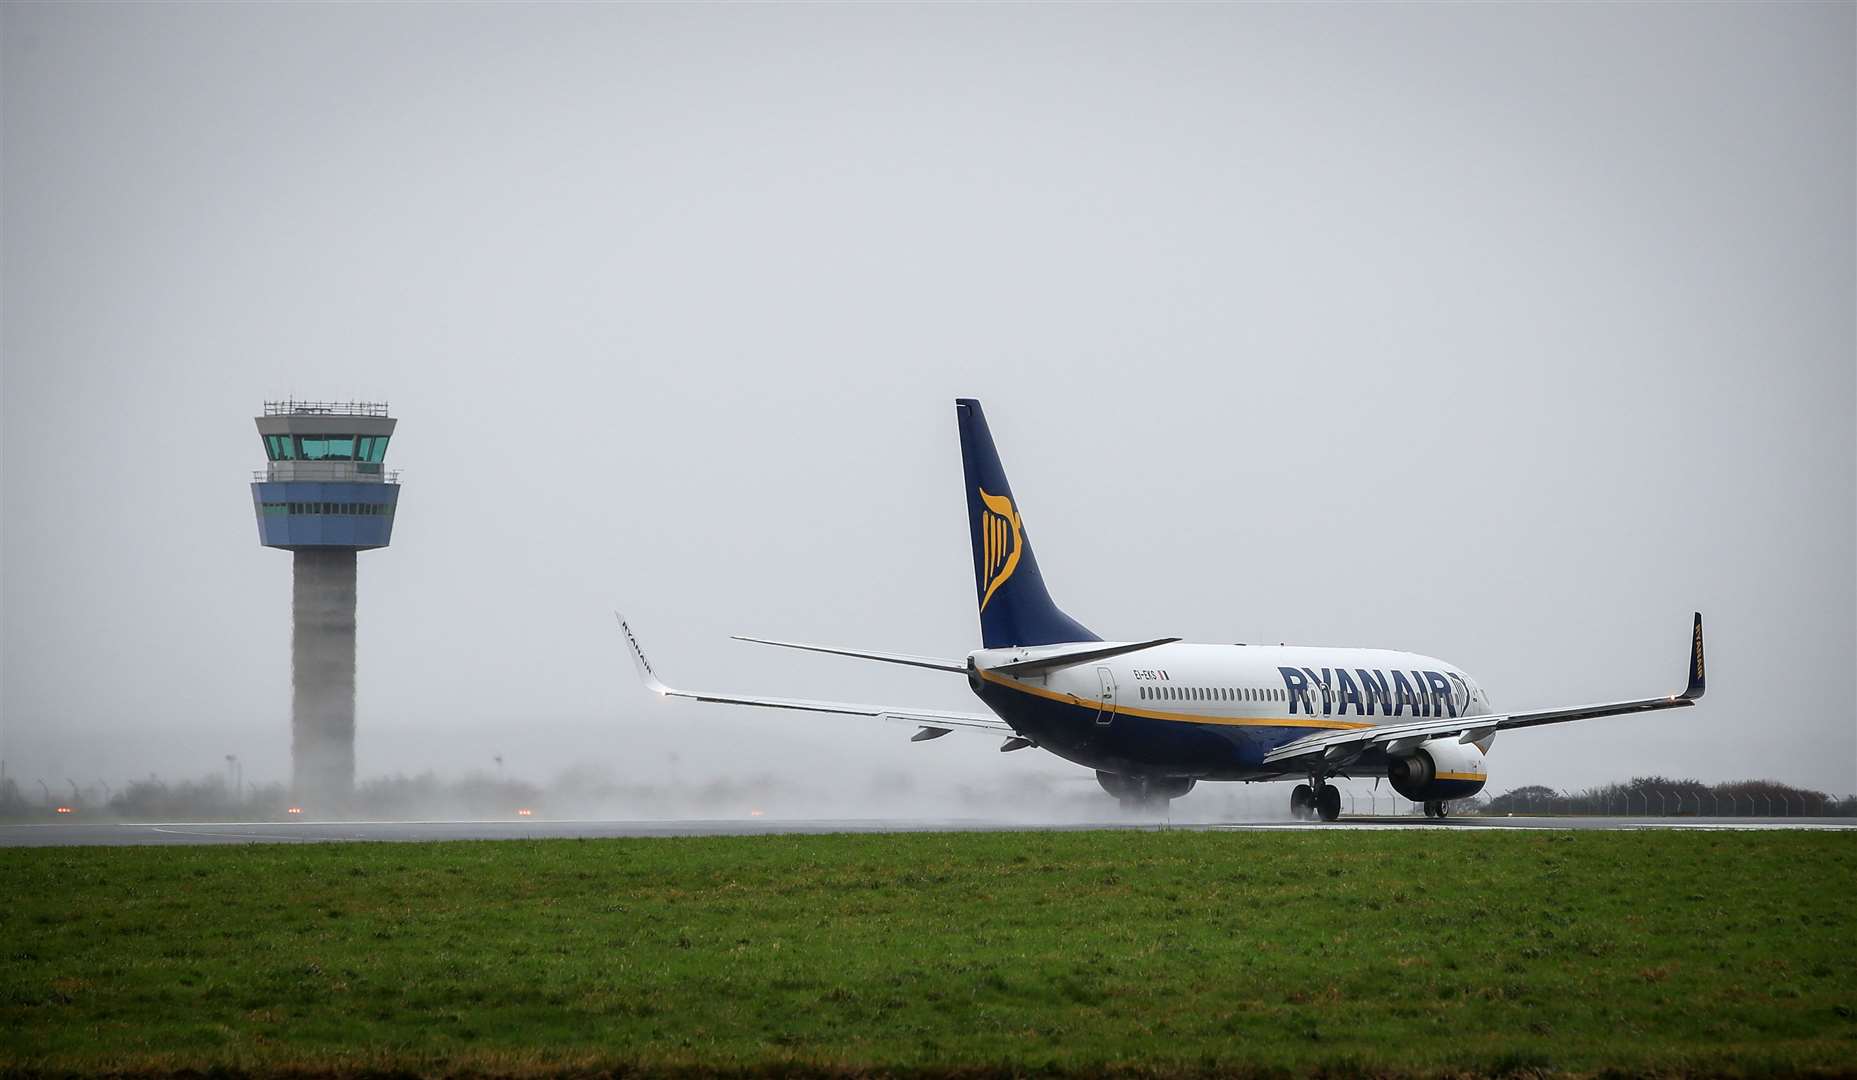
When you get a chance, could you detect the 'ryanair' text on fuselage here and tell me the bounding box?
[1280,667,1461,718]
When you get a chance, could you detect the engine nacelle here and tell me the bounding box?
[1386,740,1488,800]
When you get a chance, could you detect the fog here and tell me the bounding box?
[3,3,1853,815]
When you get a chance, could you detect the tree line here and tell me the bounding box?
[1475,776,1856,816]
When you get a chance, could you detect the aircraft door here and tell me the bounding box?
[1094,667,1117,725]
[1447,673,1472,717]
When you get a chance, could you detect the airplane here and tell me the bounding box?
[618,398,1705,821]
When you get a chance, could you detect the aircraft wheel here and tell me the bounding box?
[1423,800,1440,818]
[1316,784,1342,822]
[1290,783,1314,821]
[1436,801,1449,820]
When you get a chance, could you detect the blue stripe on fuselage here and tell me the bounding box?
[971,678,1342,780]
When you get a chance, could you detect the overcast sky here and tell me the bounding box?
[3,3,1853,811]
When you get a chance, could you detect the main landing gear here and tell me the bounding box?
[1290,780,1341,822]
[1096,771,1196,814]
[1423,800,1451,819]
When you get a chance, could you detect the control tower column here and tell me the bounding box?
[292,549,357,801]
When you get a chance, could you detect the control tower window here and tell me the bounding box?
[267,433,388,461]
[293,434,362,461]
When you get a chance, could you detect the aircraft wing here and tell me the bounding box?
[1263,613,1707,770]
[618,615,1013,738]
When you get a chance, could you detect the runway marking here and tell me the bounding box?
[5,817,1852,846]
[148,826,320,842]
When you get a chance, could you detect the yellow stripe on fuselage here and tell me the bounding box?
[974,668,1376,731]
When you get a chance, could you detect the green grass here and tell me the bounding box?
[3,831,1855,1076]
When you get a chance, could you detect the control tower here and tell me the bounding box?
[251,400,401,806]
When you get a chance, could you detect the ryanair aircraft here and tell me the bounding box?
[620,399,1705,821]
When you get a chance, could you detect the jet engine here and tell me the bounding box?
[1386,740,1487,800]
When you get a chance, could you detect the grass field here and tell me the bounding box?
[3,831,1855,1077]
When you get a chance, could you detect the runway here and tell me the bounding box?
[3,815,1853,846]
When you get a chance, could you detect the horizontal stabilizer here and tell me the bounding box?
[730,635,965,673]
[987,637,1181,676]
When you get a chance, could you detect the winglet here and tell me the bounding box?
[1680,612,1705,701]
[615,613,670,695]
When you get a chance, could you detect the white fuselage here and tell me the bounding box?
[967,641,1494,782]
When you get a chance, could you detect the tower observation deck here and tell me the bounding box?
[251,400,402,806]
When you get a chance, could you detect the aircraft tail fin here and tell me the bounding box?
[955,399,1099,649]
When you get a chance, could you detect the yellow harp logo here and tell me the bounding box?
[978,488,1022,612]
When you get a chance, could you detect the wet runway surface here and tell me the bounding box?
[4,815,1853,846]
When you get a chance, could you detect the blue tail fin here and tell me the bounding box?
[955,399,1099,649]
